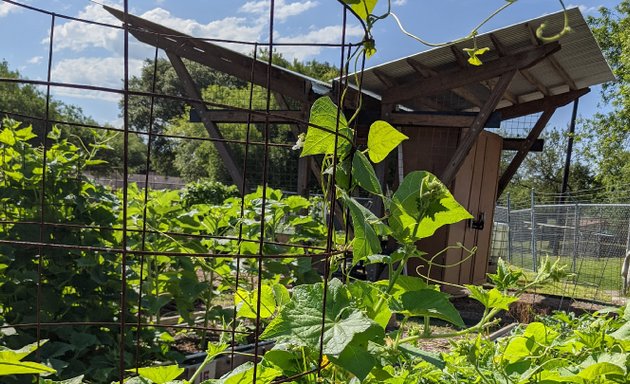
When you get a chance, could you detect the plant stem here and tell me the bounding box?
[373,249,411,315]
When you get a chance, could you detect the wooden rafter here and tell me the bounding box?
[167,53,246,192]
[450,45,518,106]
[490,33,549,96]
[503,138,544,152]
[373,69,444,111]
[440,69,517,185]
[105,5,315,103]
[497,108,556,196]
[382,43,559,104]
[201,109,305,124]
[407,57,488,109]
[526,23,577,90]
[497,88,590,120]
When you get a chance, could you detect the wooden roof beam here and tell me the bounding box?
[408,56,488,109]
[167,52,246,192]
[441,69,517,185]
[497,107,556,196]
[490,33,549,96]
[387,112,476,128]
[497,87,590,120]
[200,109,305,124]
[105,5,315,103]
[374,68,444,111]
[526,22,577,90]
[382,42,559,104]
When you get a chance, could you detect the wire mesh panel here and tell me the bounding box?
[492,195,630,303]
[0,1,361,382]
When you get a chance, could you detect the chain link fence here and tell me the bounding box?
[491,191,630,303]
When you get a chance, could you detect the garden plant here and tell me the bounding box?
[2,0,617,383]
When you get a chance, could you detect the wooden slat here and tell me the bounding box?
[497,108,556,196]
[105,5,314,103]
[440,69,517,185]
[201,109,305,124]
[167,53,246,192]
[519,69,550,95]
[387,112,475,128]
[503,138,544,152]
[490,33,549,99]
[497,88,589,120]
[382,43,559,104]
[407,57,489,109]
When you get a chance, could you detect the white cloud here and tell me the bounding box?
[0,2,20,17]
[50,4,265,56]
[276,24,364,60]
[27,56,44,64]
[51,57,143,102]
[51,2,122,53]
[393,0,408,5]
[240,0,318,22]
[141,8,264,47]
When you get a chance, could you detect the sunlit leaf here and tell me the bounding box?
[367,120,408,163]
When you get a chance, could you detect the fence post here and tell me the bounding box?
[507,192,512,264]
[573,203,579,274]
[531,188,537,272]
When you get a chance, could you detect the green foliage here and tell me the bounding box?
[181,180,239,208]
[582,2,630,193]
[0,341,56,376]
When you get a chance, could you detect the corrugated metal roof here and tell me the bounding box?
[356,7,614,112]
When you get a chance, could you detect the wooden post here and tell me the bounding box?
[440,69,516,185]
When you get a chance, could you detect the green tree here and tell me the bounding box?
[167,84,298,187]
[583,2,630,191]
[126,58,245,175]
[503,129,600,205]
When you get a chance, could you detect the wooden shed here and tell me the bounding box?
[106,7,614,285]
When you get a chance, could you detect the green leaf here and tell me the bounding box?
[39,375,85,384]
[301,96,352,157]
[523,322,558,346]
[0,340,47,362]
[352,150,382,195]
[502,336,536,364]
[389,171,472,242]
[398,343,445,369]
[0,360,56,376]
[0,128,16,146]
[85,159,108,166]
[578,362,625,380]
[367,121,408,163]
[235,285,276,319]
[328,325,383,380]
[261,279,374,355]
[133,365,184,384]
[463,47,490,66]
[377,275,429,300]
[348,280,392,328]
[206,343,229,362]
[465,285,518,311]
[342,0,377,21]
[340,192,388,264]
[390,289,464,327]
[212,362,281,384]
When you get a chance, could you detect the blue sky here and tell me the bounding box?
[0,0,622,128]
